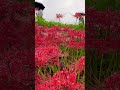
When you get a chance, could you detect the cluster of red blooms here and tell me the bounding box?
[35,24,85,48]
[73,12,85,20]
[35,24,85,67]
[35,57,85,90]
[36,68,85,90]
[35,46,61,67]
[0,0,34,89]
[86,7,120,54]
[56,12,85,23]
[35,24,85,89]
[56,14,63,19]
[56,14,63,22]
[86,7,120,89]
[76,56,85,74]
[104,73,120,90]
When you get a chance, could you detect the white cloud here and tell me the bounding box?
[36,0,85,24]
[35,0,43,3]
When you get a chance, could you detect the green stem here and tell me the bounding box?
[99,54,103,81]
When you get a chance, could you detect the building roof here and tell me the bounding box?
[80,13,85,16]
[35,2,45,10]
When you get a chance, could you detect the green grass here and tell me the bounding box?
[35,16,85,30]
[86,0,120,10]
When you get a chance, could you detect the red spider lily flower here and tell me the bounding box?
[36,68,85,90]
[67,30,85,49]
[56,14,63,19]
[35,25,85,90]
[56,14,63,22]
[73,12,85,24]
[73,12,82,19]
[76,56,85,74]
[104,72,120,90]
[0,1,35,89]
[73,12,85,19]
[35,46,61,67]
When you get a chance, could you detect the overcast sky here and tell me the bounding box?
[35,0,85,24]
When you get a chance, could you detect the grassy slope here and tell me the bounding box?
[35,16,85,30]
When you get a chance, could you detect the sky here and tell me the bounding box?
[35,0,85,24]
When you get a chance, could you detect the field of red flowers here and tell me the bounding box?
[1,0,119,89]
[35,24,85,90]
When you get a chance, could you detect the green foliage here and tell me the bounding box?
[18,0,34,3]
[86,0,120,10]
[35,16,85,30]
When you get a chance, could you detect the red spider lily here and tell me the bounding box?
[35,25,85,89]
[73,12,85,24]
[86,7,120,54]
[73,12,85,19]
[76,56,85,74]
[67,30,85,49]
[35,46,61,67]
[56,14,63,22]
[73,12,82,19]
[104,72,120,90]
[36,69,85,90]
[35,25,85,49]
[0,1,35,89]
